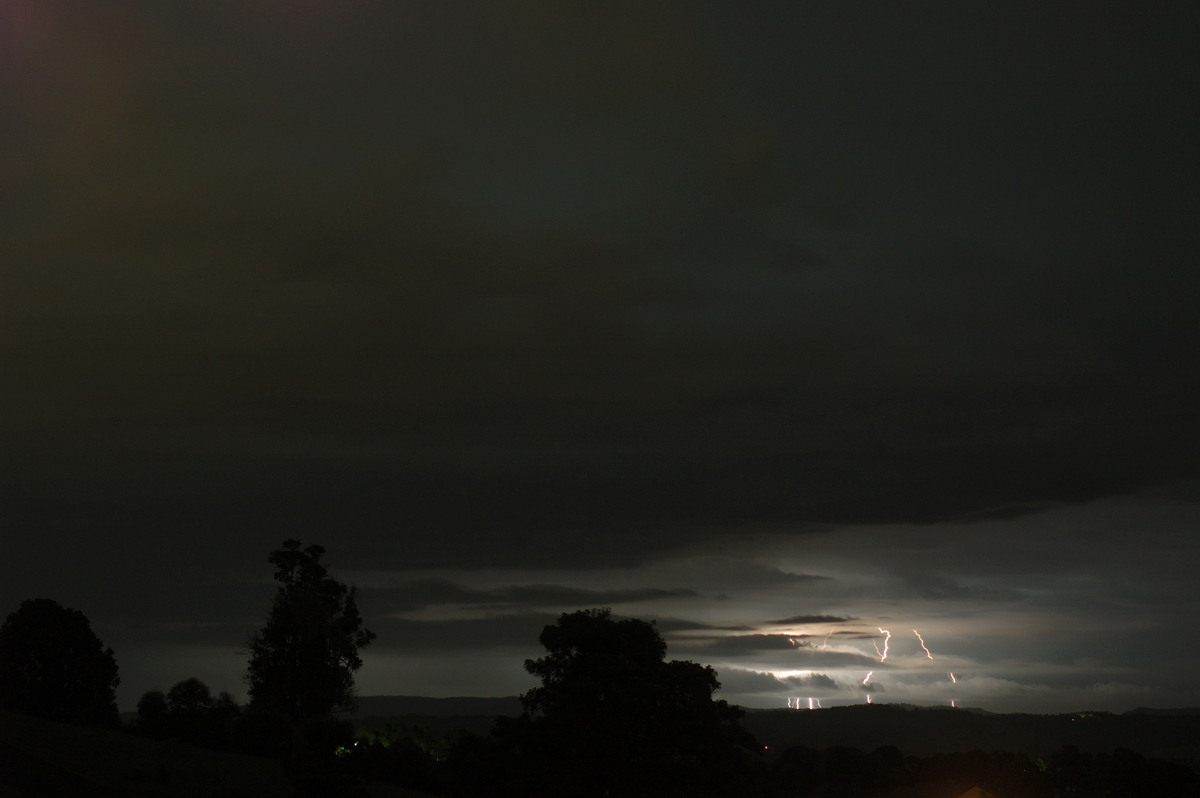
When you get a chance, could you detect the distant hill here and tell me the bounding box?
[0,709,433,797]
[1125,706,1200,716]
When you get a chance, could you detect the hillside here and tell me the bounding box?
[0,710,434,798]
[741,704,1200,771]
[349,697,1200,774]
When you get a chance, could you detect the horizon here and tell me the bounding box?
[344,694,1200,716]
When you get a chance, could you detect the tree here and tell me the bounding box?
[244,540,375,793]
[209,690,244,750]
[138,679,242,749]
[245,540,375,729]
[136,689,170,738]
[0,598,120,727]
[167,676,214,716]
[166,677,216,745]
[506,608,758,798]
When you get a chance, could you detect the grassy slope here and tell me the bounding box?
[0,710,435,798]
[740,705,1200,771]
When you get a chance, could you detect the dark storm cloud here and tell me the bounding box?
[671,633,877,668]
[364,579,697,613]
[755,570,832,586]
[892,574,1021,603]
[5,1,1198,576]
[3,1,1200,711]
[709,567,833,598]
[101,620,246,648]
[651,619,756,634]
[768,614,853,626]
[691,634,809,655]
[368,612,559,653]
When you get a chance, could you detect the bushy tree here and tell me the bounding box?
[502,608,758,797]
[0,598,120,727]
[209,689,244,749]
[136,689,170,738]
[166,676,213,716]
[137,679,243,749]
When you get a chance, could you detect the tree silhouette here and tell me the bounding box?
[244,540,374,793]
[136,689,170,738]
[137,679,243,749]
[167,676,214,717]
[246,540,375,729]
[507,608,758,797]
[0,598,120,727]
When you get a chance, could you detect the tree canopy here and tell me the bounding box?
[245,540,375,729]
[505,608,756,797]
[0,598,120,727]
[137,677,242,749]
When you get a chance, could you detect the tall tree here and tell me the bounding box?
[245,540,375,730]
[0,598,120,727]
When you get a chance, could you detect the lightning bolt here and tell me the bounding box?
[876,627,891,662]
[949,672,957,683]
[820,631,832,649]
[913,629,933,659]
[862,671,873,685]
[808,697,814,710]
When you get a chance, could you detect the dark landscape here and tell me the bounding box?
[5,2,1200,796]
[351,695,1200,772]
[4,699,1198,797]
[1,563,1197,796]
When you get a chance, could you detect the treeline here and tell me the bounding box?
[122,691,1200,797]
[0,541,381,795]
[2,541,1197,797]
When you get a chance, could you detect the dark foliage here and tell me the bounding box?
[135,689,170,737]
[244,540,375,794]
[136,678,242,750]
[0,598,119,727]
[167,676,213,716]
[245,540,374,734]
[340,725,437,793]
[283,717,365,797]
[448,607,761,797]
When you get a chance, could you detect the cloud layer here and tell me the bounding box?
[2,2,1197,713]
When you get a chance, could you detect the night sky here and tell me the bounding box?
[4,1,1199,714]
